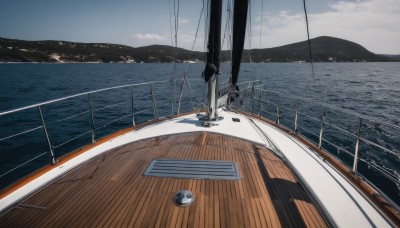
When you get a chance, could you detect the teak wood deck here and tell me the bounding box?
[0,132,327,227]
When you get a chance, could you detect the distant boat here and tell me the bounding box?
[183,60,202,64]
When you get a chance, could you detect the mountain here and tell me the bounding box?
[0,38,199,63]
[238,36,395,62]
[0,36,397,63]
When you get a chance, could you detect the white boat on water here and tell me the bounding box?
[0,0,399,227]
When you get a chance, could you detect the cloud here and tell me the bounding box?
[171,33,205,51]
[252,0,400,54]
[132,33,167,41]
[130,32,206,51]
[178,17,189,25]
[170,17,189,25]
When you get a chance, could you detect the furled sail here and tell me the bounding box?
[203,0,222,82]
[230,0,248,101]
[203,0,223,120]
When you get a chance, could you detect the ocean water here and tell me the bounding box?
[0,62,399,204]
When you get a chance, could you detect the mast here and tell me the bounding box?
[229,0,248,102]
[204,0,222,120]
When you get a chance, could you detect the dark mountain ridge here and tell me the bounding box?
[237,36,395,62]
[0,36,397,63]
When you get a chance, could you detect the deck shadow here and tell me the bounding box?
[253,145,316,228]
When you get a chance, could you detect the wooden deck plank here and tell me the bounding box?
[0,132,327,227]
[77,152,147,227]
[257,151,300,227]
[213,196,220,227]
[218,198,226,228]
[81,148,156,224]
[137,177,168,227]
[98,159,156,226]
[148,180,172,227]
[21,155,110,226]
[249,199,262,228]
[173,179,190,227]
[206,191,213,228]
[257,146,327,228]
[223,198,232,228]
[43,152,132,227]
[13,172,87,227]
[240,199,252,228]
[110,151,161,226]
[160,178,178,227]
[180,201,191,228]
[165,178,180,228]
[178,180,191,227]
[271,162,315,227]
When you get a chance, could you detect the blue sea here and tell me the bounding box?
[0,62,399,204]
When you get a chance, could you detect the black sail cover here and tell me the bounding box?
[204,0,222,82]
[231,0,248,87]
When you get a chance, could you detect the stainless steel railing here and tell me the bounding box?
[1,78,398,205]
[235,84,400,202]
[0,79,203,184]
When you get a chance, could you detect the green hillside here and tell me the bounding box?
[0,36,397,63]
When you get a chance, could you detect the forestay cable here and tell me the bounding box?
[177,0,206,113]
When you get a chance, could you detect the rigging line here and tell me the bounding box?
[171,0,180,115]
[180,0,205,103]
[204,0,210,54]
[259,0,264,61]
[221,0,232,51]
[202,0,210,101]
[177,0,203,78]
[248,0,252,64]
[168,0,174,47]
[175,0,180,39]
[227,0,233,83]
[221,4,229,54]
[219,0,230,82]
[302,0,317,89]
[190,0,204,52]
[211,3,215,66]
[228,0,233,79]
[183,0,205,72]
[248,0,253,81]
[169,0,175,114]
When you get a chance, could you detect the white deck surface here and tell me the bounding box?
[0,109,391,227]
[252,118,391,227]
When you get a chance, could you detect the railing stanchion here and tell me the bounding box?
[38,105,56,164]
[258,88,262,116]
[353,117,363,173]
[294,99,299,133]
[251,85,255,114]
[177,74,186,115]
[186,76,195,111]
[150,84,159,118]
[130,87,135,127]
[318,108,326,148]
[171,78,176,116]
[276,94,280,124]
[88,93,96,144]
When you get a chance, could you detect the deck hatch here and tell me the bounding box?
[144,159,240,180]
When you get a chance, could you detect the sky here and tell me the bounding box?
[0,0,399,54]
